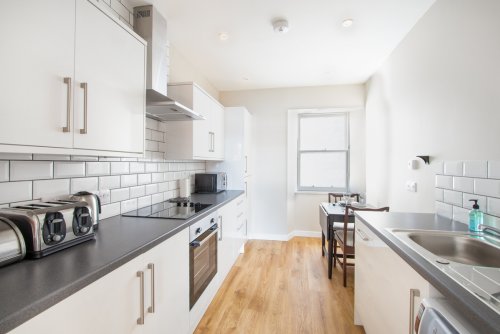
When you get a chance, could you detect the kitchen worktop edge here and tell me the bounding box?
[355,211,500,334]
[0,190,244,333]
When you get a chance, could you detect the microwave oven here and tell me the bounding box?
[194,173,227,193]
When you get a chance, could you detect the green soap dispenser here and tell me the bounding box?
[469,199,483,232]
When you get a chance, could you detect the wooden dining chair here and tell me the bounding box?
[334,205,389,287]
[328,192,360,204]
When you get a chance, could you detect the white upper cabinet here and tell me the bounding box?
[0,0,145,156]
[0,0,76,149]
[73,0,145,153]
[164,83,225,161]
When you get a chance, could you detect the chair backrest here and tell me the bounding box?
[328,192,360,203]
[342,205,390,246]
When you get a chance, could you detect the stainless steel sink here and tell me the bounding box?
[388,229,500,268]
[404,231,500,267]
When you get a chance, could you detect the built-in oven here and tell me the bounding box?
[189,212,219,309]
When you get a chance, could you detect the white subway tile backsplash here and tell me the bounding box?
[436,176,452,190]
[146,118,159,131]
[86,162,111,176]
[0,153,32,160]
[158,122,167,133]
[145,163,157,173]
[474,178,500,198]
[151,172,164,183]
[452,206,469,225]
[145,183,158,195]
[158,182,168,192]
[158,142,167,153]
[463,161,487,178]
[71,177,98,193]
[151,130,164,142]
[138,173,151,185]
[54,162,86,178]
[486,197,500,217]
[0,181,32,204]
[443,190,463,206]
[33,179,70,200]
[71,155,98,161]
[99,175,121,190]
[33,154,71,161]
[121,198,137,213]
[452,177,474,193]
[443,161,463,176]
[121,174,137,187]
[151,152,164,161]
[145,140,158,152]
[130,162,145,174]
[111,188,129,202]
[462,193,486,210]
[436,201,453,219]
[488,161,500,179]
[100,203,121,220]
[137,195,152,208]
[10,161,53,181]
[130,185,145,198]
[111,162,130,175]
[433,161,444,175]
[158,163,169,172]
[145,129,152,140]
[151,193,163,204]
[0,161,9,182]
[121,157,137,162]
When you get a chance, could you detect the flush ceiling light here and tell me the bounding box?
[272,19,289,34]
[342,18,354,28]
[218,32,229,41]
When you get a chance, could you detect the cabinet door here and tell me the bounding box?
[217,203,236,282]
[0,0,75,149]
[244,109,252,176]
[145,228,189,334]
[212,102,225,160]
[10,254,145,334]
[192,87,212,159]
[355,220,429,334]
[73,0,145,154]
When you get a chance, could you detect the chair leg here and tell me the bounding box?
[321,232,325,257]
[343,251,347,287]
[328,236,333,279]
[333,238,337,268]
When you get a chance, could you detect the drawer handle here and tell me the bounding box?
[63,77,72,133]
[237,199,244,206]
[137,271,145,325]
[80,82,88,134]
[237,212,244,218]
[355,228,370,241]
[148,263,155,313]
[409,289,420,334]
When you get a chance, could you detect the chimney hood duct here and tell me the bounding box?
[133,5,203,121]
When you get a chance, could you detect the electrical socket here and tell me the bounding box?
[98,189,111,204]
[405,181,417,192]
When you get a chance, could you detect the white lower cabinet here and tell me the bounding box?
[355,219,430,334]
[10,228,189,334]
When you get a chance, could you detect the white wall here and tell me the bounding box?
[221,85,365,238]
[365,0,500,212]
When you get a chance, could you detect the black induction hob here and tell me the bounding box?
[122,200,212,220]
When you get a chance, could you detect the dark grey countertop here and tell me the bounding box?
[355,211,500,334]
[0,190,243,333]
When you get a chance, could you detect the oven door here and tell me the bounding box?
[190,224,219,309]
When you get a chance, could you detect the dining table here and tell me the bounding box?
[319,202,356,279]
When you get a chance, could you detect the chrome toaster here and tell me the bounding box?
[0,200,95,258]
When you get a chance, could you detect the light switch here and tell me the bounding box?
[408,159,418,170]
[406,181,417,192]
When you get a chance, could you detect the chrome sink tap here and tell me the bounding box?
[478,224,500,238]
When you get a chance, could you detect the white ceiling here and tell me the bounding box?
[145,0,436,91]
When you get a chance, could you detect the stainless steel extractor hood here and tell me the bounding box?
[133,5,204,121]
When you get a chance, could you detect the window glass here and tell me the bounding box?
[299,114,347,150]
[299,152,347,188]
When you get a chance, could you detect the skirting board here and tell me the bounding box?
[248,230,321,241]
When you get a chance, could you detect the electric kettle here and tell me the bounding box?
[69,191,102,230]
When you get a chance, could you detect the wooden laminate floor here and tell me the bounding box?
[195,237,365,334]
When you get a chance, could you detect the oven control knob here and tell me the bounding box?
[195,227,202,234]
[210,218,215,223]
[183,202,188,207]
[53,234,62,242]
[80,226,89,234]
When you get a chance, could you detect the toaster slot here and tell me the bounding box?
[43,212,66,245]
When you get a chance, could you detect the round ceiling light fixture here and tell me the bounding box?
[272,19,289,34]
[218,32,229,41]
[342,18,354,28]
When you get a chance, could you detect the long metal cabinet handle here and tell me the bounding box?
[63,77,72,132]
[80,82,88,134]
[137,271,145,325]
[212,132,215,152]
[148,263,155,313]
[245,155,248,173]
[208,132,211,152]
[409,288,420,334]
[218,216,223,241]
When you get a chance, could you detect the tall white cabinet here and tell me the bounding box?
[0,0,145,156]
[208,107,252,241]
[164,83,224,161]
